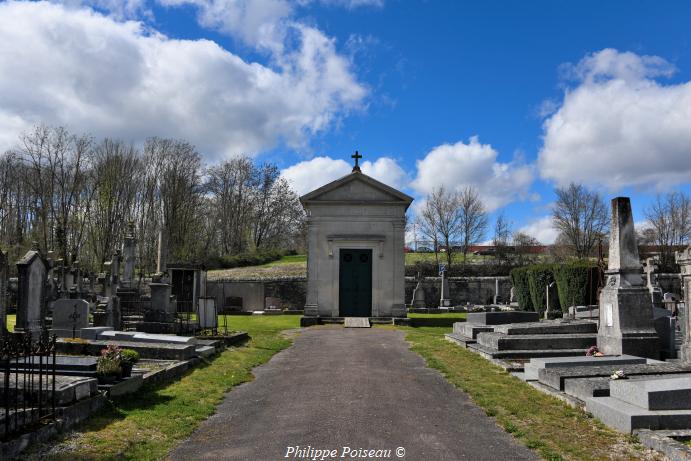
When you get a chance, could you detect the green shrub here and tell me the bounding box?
[553,262,600,311]
[510,266,534,311]
[121,349,140,364]
[527,264,556,316]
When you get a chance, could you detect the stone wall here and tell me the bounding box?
[404,276,512,307]
[207,276,509,311]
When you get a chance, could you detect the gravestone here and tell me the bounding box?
[265,297,282,311]
[0,250,7,337]
[93,296,121,330]
[410,272,426,308]
[643,257,663,309]
[439,266,451,308]
[677,246,691,362]
[300,152,413,323]
[139,282,177,333]
[52,298,89,338]
[597,197,659,358]
[15,249,48,334]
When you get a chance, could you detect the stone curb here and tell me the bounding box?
[636,429,691,461]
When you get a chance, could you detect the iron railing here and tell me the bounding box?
[1,331,57,441]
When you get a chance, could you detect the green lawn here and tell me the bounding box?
[262,254,307,266]
[7,313,15,332]
[27,315,301,461]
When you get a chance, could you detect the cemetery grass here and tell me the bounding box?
[29,315,301,461]
[399,325,660,461]
[7,313,15,331]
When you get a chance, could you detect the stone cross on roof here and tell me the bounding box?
[351,150,362,172]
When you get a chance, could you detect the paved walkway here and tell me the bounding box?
[170,327,536,461]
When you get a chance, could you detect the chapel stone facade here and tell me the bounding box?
[300,155,412,324]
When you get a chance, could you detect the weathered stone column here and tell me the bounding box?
[676,246,691,362]
[439,269,451,308]
[121,221,136,289]
[597,197,659,358]
[391,218,407,317]
[303,218,319,317]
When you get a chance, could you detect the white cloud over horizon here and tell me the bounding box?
[0,1,366,160]
[411,136,534,211]
[539,48,691,191]
[518,216,558,245]
[280,155,408,195]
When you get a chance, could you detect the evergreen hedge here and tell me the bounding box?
[553,262,600,311]
[207,249,286,269]
[509,266,534,311]
[527,264,556,316]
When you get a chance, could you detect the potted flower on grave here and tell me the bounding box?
[97,344,122,384]
[120,349,140,378]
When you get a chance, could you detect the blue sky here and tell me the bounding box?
[1,0,691,243]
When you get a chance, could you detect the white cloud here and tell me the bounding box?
[411,136,534,211]
[519,216,558,245]
[539,48,691,190]
[280,155,407,195]
[0,1,365,160]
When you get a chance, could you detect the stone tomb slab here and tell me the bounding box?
[586,394,691,433]
[455,322,494,339]
[80,326,114,340]
[476,332,596,351]
[98,330,197,345]
[492,320,596,336]
[539,362,691,391]
[466,311,539,325]
[523,355,648,381]
[0,374,97,406]
[610,376,691,410]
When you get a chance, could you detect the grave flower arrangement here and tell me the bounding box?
[585,345,603,357]
[610,370,627,380]
[120,349,140,378]
[97,344,122,383]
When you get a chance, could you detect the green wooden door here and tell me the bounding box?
[339,249,373,317]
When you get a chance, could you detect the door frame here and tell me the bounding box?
[338,248,373,317]
[328,239,382,318]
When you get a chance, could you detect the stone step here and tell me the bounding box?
[466,311,539,325]
[445,333,476,348]
[344,317,371,328]
[453,322,494,339]
[586,395,691,433]
[492,320,597,336]
[195,345,217,358]
[523,355,648,381]
[475,332,596,351]
[466,342,586,360]
[538,362,691,391]
[610,376,691,411]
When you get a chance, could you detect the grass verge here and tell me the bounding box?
[400,325,658,461]
[26,315,300,461]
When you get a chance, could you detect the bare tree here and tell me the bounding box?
[512,231,540,265]
[458,186,488,263]
[493,212,512,263]
[644,191,691,267]
[552,182,609,259]
[421,186,463,266]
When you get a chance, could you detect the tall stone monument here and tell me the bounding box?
[676,246,691,361]
[597,197,659,358]
[410,272,426,309]
[121,221,136,289]
[439,266,451,308]
[15,248,48,334]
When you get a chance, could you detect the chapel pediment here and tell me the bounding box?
[300,171,413,209]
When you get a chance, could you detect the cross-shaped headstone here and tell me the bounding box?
[351,150,362,172]
[69,303,81,339]
[643,257,659,289]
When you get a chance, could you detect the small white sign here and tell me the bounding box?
[604,303,613,327]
